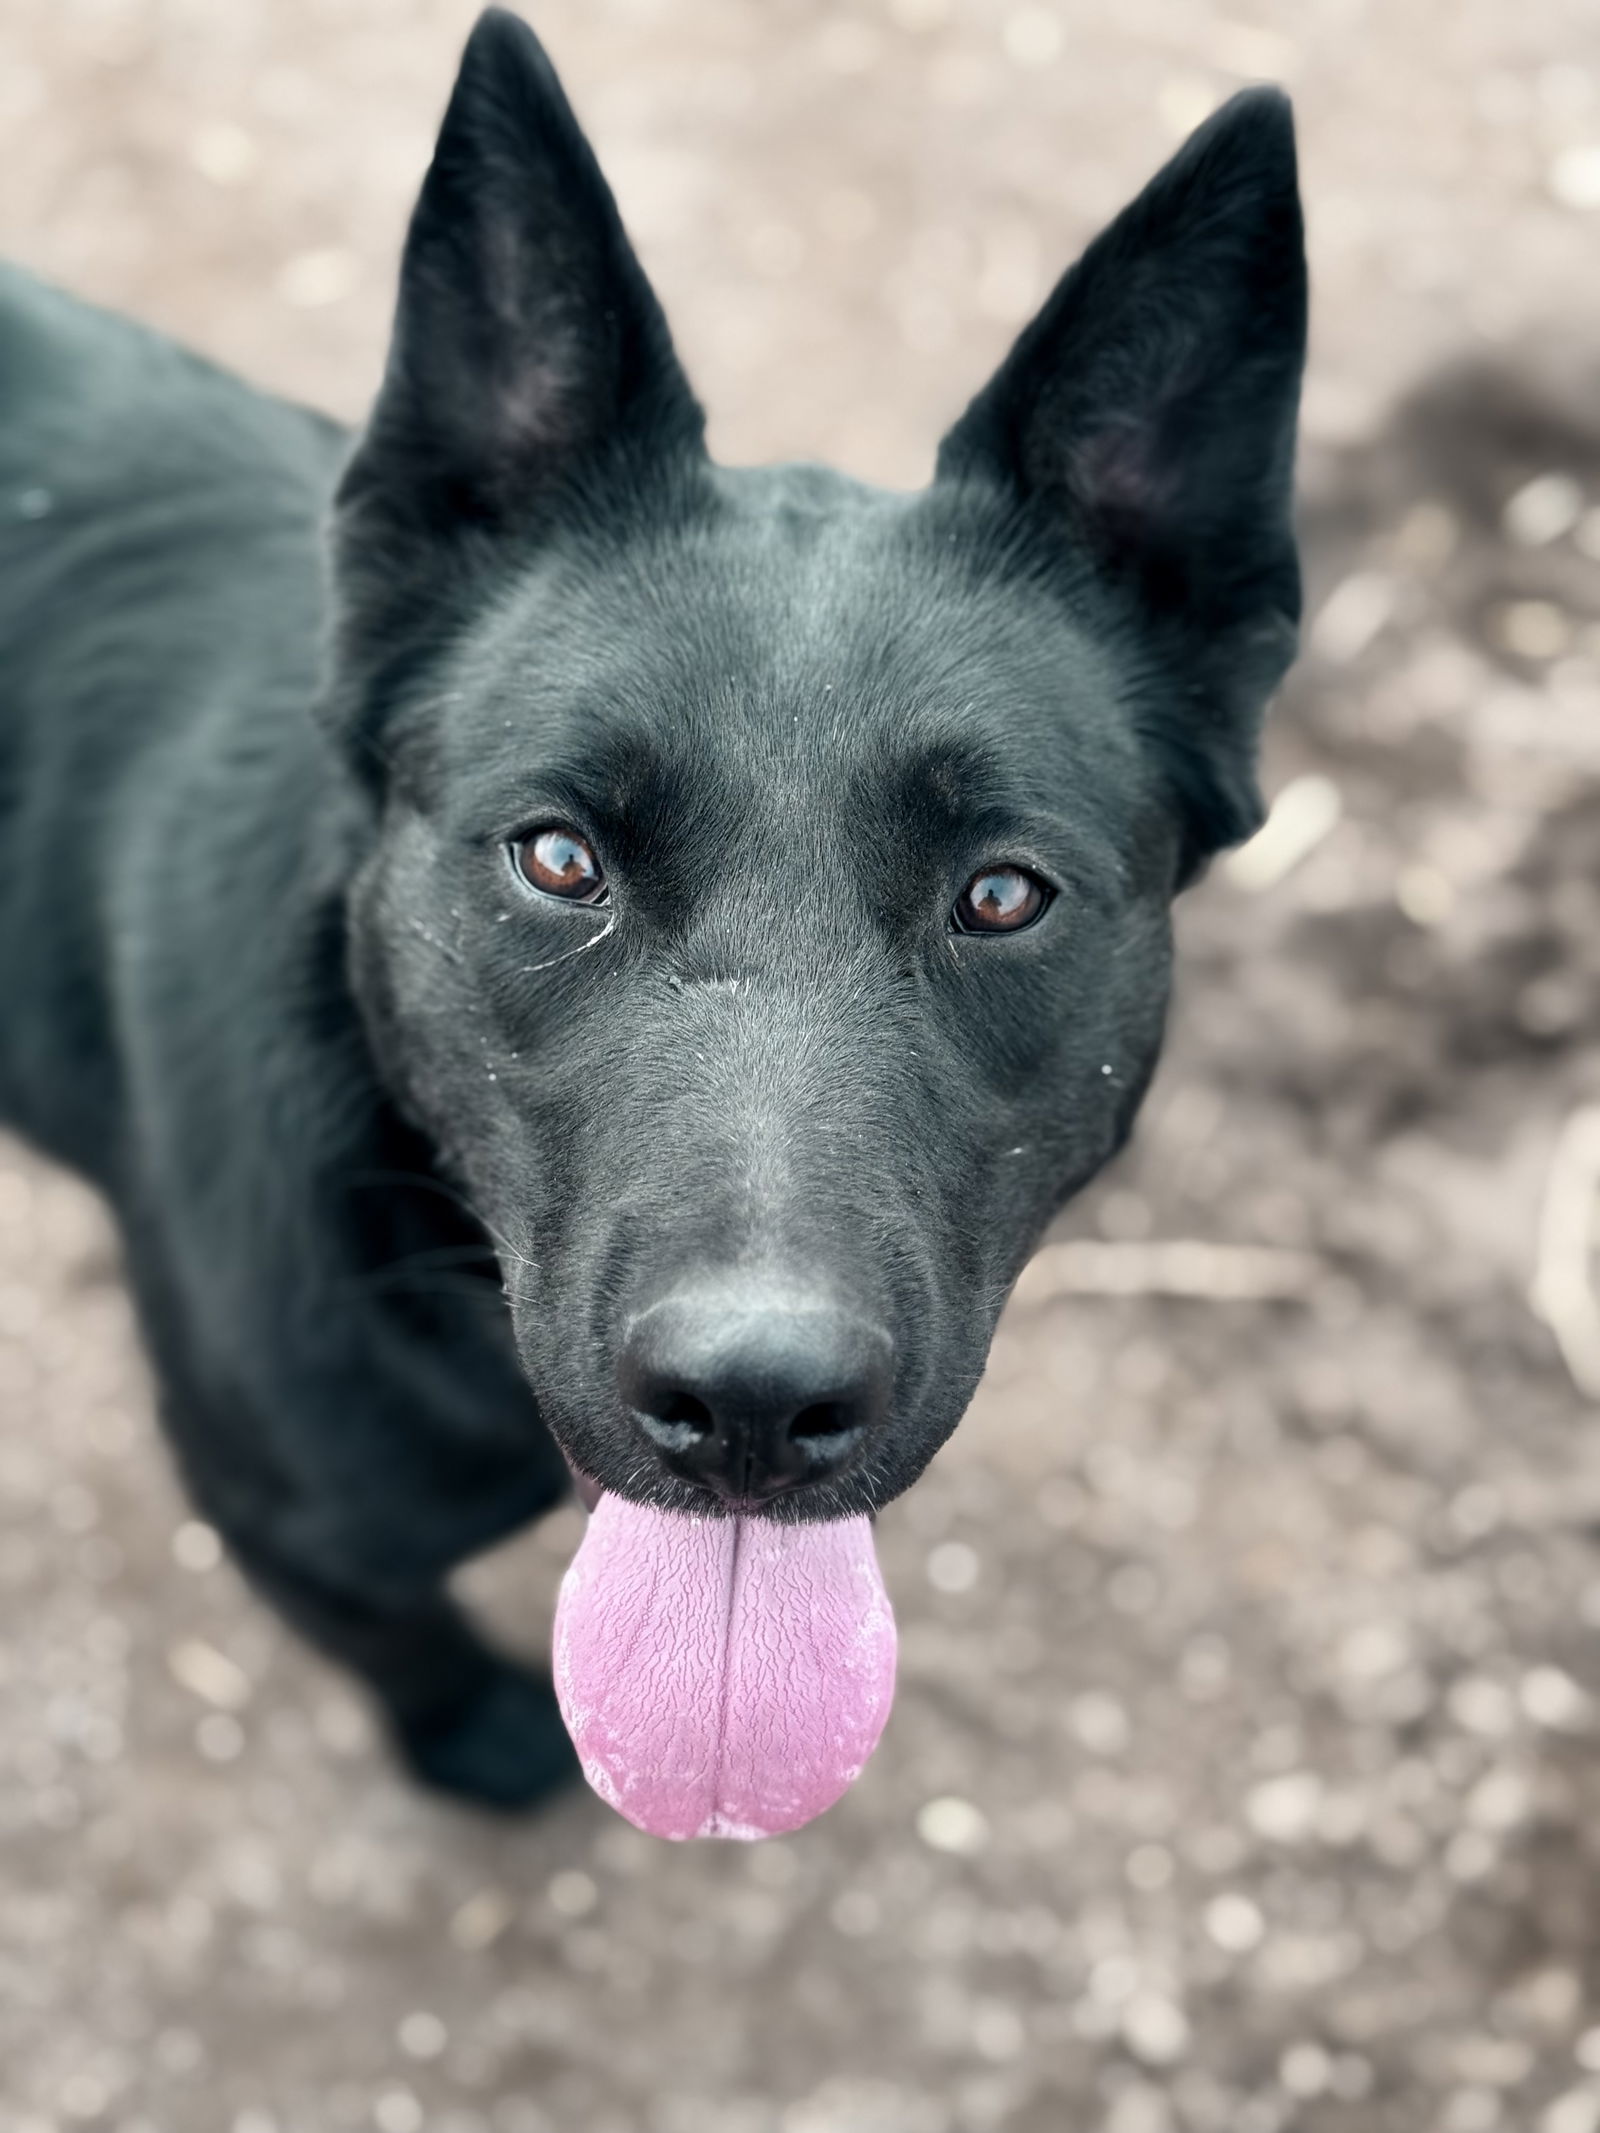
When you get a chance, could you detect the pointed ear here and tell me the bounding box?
[337,9,703,558]
[937,89,1307,870]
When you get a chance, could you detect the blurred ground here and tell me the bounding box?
[3,3,1600,2131]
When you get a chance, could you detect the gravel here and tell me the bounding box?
[3,2,1600,2128]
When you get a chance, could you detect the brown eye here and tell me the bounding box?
[953,865,1049,935]
[512,827,607,904]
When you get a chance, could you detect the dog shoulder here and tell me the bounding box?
[0,259,346,508]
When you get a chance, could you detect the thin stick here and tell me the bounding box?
[1529,1106,1600,1401]
[1013,1237,1324,1306]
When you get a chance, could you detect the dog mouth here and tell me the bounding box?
[551,1448,898,1840]
[563,1454,603,1514]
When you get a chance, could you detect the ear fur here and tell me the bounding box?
[937,89,1308,873]
[332,11,703,652]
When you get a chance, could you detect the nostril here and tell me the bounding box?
[657,1392,713,1436]
[635,1390,715,1455]
[788,1401,862,1448]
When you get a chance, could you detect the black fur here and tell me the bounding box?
[0,10,1305,1805]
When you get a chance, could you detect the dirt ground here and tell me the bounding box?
[4,3,1600,2130]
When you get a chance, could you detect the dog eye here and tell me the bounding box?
[952,865,1049,935]
[511,827,607,904]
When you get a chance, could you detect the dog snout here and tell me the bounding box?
[618,1283,893,1505]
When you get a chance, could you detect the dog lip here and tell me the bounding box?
[560,1449,871,1524]
[561,1455,603,1513]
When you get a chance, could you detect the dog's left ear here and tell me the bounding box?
[335,10,703,586]
[937,89,1307,874]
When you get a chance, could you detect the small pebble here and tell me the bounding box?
[168,1639,250,1711]
[1279,2042,1332,2098]
[1121,1993,1190,2066]
[172,1520,223,1572]
[1068,1691,1130,1756]
[1520,1667,1591,1731]
[450,1889,513,1951]
[546,1871,598,1920]
[190,120,259,185]
[1449,1677,1516,1737]
[1503,472,1584,546]
[1542,2091,1600,2133]
[1312,573,1394,663]
[1548,144,1600,209]
[1246,1772,1322,1844]
[925,1540,979,1594]
[398,2011,447,2061]
[1467,1768,1531,1832]
[1492,599,1571,660]
[916,1796,990,1855]
[1204,1893,1265,1954]
[276,247,357,308]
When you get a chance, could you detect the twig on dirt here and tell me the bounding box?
[1013,1238,1325,1306]
[1224,774,1344,892]
[1529,1105,1600,1402]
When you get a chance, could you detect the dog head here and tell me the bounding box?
[327,9,1305,1520]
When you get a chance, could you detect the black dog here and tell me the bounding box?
[0,11,1305,1806]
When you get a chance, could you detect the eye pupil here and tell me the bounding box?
[954,865,1046,934]
[515,827,606,902]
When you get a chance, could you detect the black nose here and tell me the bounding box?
[618,1285,893,1505]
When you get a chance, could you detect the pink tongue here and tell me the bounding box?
[553,1495,897,1841]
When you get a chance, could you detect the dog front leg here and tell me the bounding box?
[217,1521,577,1810]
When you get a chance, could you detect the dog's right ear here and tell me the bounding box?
[936,89,1306,878]
[335,10,703,578]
